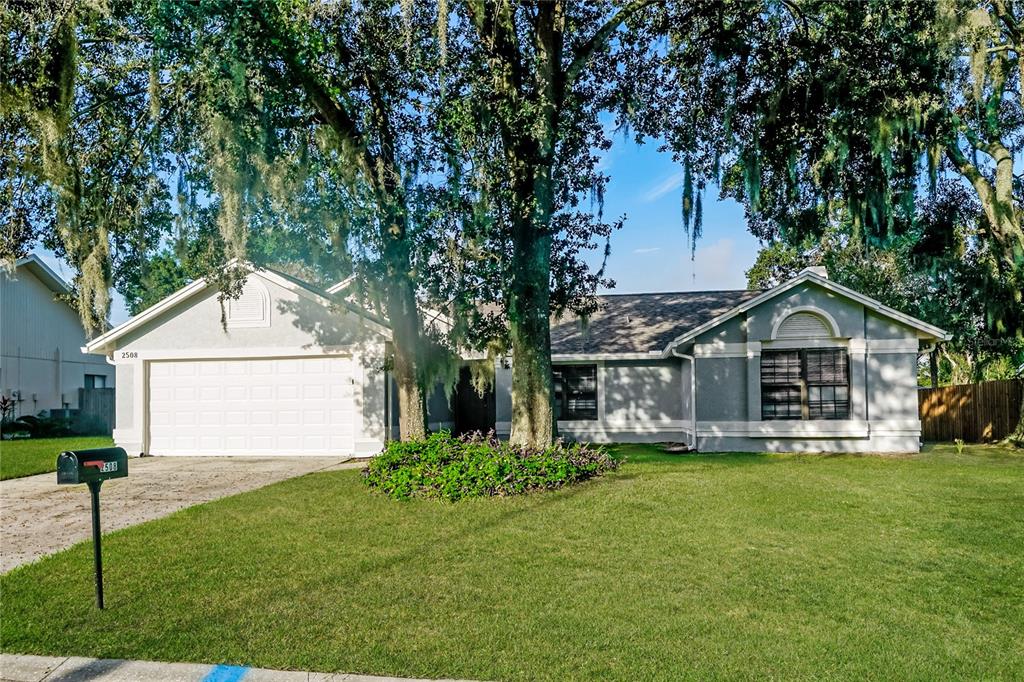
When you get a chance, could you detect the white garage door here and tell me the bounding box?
[148,357,356,456]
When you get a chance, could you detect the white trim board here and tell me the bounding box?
[107,346,364,363]
[495,419,686,433]
[552,352,664,361]
[694,338,922,357]
[696,419,921,439]
[325,276,356,295]
[14,254,73,294]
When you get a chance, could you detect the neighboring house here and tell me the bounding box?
[85,264,947,457]
[1,254,115,419]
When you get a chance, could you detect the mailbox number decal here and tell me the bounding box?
[84,460,118,472]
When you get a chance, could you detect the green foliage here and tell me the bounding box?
[121,242,215,315]
[2,2,177,334]
[363,431,619,501]
[5,412,109,440]
[657,0,1022,337]
[0,436,113,480]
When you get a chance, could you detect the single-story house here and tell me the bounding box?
[2,254,115,419]
[84,264,947,456]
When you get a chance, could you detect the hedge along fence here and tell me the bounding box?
[919,379,1024,442]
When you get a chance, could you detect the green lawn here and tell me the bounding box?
[2,444,1022,680]
[0,436,114,480]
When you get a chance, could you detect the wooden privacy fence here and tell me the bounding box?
[78,387,115,435]
[918,379,1023,442]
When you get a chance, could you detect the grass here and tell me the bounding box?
[0,436,114,480]
[2,443,1022,680]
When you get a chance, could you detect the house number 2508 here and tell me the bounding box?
[120,351,138,359]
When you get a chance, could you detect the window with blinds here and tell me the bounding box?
[761,349,849,420]
[553,364,598,420]
[760,351,803,419]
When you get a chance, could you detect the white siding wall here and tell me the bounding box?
[0,266,113,416]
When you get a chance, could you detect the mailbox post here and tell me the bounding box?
[57,447,128,609]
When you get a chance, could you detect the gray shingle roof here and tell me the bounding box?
[550,290,763,355]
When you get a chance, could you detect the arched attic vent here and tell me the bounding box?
[226,277,271,328]
[773,309,837,339]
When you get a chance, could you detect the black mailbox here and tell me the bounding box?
[55,446,128,609]
[57,447,128,485]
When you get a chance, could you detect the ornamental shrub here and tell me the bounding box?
[363,431,619,501]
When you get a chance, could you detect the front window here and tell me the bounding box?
[553,364,598,420]
[761,349,849,420]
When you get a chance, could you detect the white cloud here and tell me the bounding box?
[688,238,748,290]
[632,247,661,254]
[642,171,685,202]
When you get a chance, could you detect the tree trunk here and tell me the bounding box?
[1012,405,1024,448]
[380,197,427,442]
[508,226,555,448]
[385,276,427,441]
[929,349,939,388]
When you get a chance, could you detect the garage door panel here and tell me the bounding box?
[251,385,273,400]
[198,386,221,401]
[203,363,224,376]
[174,363,197,377]
[150,363,173,377]
[148,357,356,456]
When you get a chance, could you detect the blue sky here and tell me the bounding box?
[592,136,761,295]
[36,136,762,326]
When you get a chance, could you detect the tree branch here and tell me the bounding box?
[465,0,526,95]
[246,4,379,188]
[564,0,663,87]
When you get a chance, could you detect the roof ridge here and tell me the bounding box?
[594,289,763,297]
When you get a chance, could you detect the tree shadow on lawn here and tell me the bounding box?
[614,445,940,466]
[611,447,790,467]
[328,469,603,591]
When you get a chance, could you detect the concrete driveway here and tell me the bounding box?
[0,456,356,573]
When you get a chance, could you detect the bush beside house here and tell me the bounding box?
[363,431,619,501]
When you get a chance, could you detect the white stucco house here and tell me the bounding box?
[1,254,115,419]
[84,263,947,457]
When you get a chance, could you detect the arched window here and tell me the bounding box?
[226,277,271,328]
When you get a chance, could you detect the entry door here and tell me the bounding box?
[453,366,496,436]
[147,357,356,456]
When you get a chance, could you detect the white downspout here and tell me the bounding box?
[672,347,697,450]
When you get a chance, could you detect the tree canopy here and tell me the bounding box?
[654,0,1022,337]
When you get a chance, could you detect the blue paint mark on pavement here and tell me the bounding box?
[202,664,249,682]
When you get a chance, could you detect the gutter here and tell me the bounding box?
[671,347,697,451]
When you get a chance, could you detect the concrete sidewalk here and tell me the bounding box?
[0,654,473,682]
[0,456,359,573]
